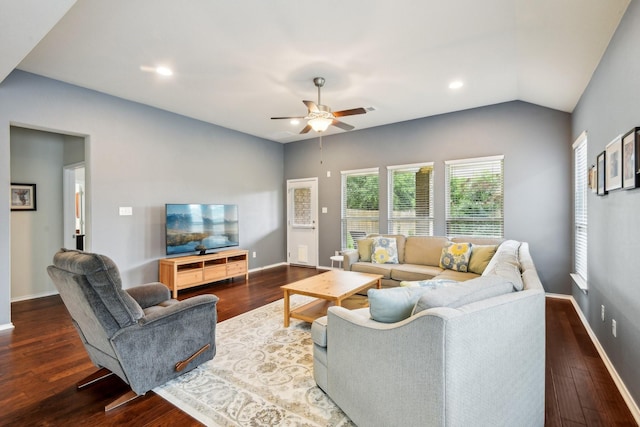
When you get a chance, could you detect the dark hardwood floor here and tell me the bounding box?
[0,265,636,426]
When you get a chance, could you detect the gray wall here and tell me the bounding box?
[10,127,80,300]
[572,0,640,404]
[284,101,572,295]
[0,70,285,328]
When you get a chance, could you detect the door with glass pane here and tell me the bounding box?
[287,178,318,267]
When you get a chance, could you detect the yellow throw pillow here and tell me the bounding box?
[468,244,499,274]
[357,238,374,262]
[439,242,473,272]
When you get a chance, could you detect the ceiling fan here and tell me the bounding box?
[271,77,368,134]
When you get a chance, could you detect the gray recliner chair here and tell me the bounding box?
[47,248,218,410]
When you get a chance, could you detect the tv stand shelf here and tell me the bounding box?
[159,249,249,298]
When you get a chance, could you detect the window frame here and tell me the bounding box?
[572,131,588,291]
[341,167,380,249]
[387,162,434,236]
[444,155,504,238]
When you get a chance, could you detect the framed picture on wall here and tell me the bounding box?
[588,165,597,192]
[605,135,622,192]
[597,151,607,196]
[622,127,639,189]
[10,183,37,211]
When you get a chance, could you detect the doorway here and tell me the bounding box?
[10,126,87,301]
[286,178,319,267]
[64,163,86,250]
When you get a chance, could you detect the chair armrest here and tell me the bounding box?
[110,294,219,395]
[126,282,171,309]
[138,294,219,325]
[342,249,359,271]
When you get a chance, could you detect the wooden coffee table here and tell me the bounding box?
[281,270,383,327]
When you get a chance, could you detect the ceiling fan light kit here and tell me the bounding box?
[308,117,332,132]
[272,77,368,134]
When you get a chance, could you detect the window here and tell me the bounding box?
[445,155,504,237]
[573,132,588,285]
[341,168,379,248]
[387,163,434,236]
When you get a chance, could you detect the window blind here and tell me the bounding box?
[573,133,588,281]
[387,163,434,236]
[341,168,379,249]
[445,156,504,237]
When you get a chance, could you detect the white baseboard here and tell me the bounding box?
[248,262,288,273]
[11,289,59,303]
[546,293,640,424]
[0,322,15,332]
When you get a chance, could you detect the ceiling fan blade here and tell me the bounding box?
[271,116,305,120]
[331,120,355,131]
[300,124,313,134]
[333,107,367,117]
[303,100,319,113]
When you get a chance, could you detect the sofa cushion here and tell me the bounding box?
[351,262,394,279]
[431,269,481,282]
[368,284,450,323]
[412,276,514,314]
[439,242,473,272]
[389,264,443,282]
[311,315,328,347]
[357,238,375,262]
[371,236,399,264]
[400,278,458,287]
[404,236,451,266]
[483,240,524,291]
[468,244,498,274]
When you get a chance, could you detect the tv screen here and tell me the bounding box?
[165,204,239,255]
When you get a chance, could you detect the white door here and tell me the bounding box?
[287,178,319,267]
[63,163,86,250]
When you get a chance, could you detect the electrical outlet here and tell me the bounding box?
[252,251,256,258]
[601,305,605,322]
[612,319,617,337]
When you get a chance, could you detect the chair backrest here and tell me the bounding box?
[47,249,144,355]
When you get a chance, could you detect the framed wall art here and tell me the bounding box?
[10,183,37,211]
[605,135,622,192]
[622,127,639,189]
[588,165,597,192]
[597,151,607,196]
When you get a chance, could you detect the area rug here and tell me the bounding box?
[154,295,355,427]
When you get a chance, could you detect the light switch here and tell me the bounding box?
[322,207,328,213]
[119,206,133,216]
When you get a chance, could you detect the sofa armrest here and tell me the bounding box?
[342,249,360,271]
[126,282,171,309]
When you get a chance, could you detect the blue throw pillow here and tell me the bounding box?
[368,286,440,323]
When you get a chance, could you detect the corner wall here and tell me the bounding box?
[0,70,286,328]
[284,100,572,295]
[571,0,640,405]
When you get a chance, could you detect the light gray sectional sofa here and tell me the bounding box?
[343,234,504,288]
[312,240,545,427]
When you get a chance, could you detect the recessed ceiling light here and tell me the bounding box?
[155,66,173,76]
[290,119,300,125]
[449,80,464,90]
[139,65,173,76]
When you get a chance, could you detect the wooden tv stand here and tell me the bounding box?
[159,249,249,298]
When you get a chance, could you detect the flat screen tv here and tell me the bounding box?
[165,203,239,255]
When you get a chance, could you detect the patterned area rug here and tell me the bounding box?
[154,295,355,426]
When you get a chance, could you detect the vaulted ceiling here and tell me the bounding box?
[1,0,630,142]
